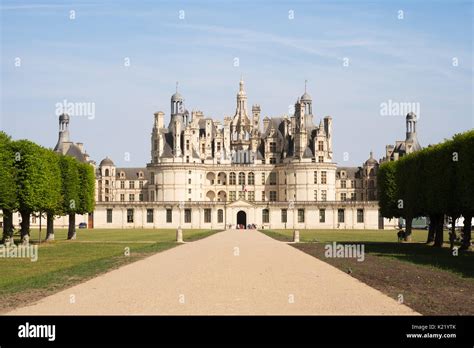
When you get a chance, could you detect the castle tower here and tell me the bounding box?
[405,112,421,154]
[231,78,251,142]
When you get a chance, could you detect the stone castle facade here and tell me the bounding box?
[91,79,395,230]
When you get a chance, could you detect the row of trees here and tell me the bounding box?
[378,130,474,249]
[0,131,95,244]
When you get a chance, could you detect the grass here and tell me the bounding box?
[261,228,435,243]
[0,228,219,312]
[260,229,474,315]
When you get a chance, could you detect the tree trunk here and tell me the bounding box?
[460,213,472,251]
[404,216,413,241]
[1,209,14,244]
[45,211,55,241]
[426,215,435,244]
[433,214,444,248]
[449,215,457,250]
[20,210,31,245]
[68,213,76,240]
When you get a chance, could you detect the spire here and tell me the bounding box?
[305,79,307,93]
[176,81,179,93]
[239,75,244,92]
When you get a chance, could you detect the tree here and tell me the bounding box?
[59,155,80,240]
[11,140,52,244]
[0,132,18,244]
[75,162,95,237]
[377,161,399,220]
[455,130,474,250]
[42,150,62,241]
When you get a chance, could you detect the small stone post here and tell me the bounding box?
[176,228,183,243]
[293,230,300,243]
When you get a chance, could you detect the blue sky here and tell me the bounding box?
[1,0,472,167]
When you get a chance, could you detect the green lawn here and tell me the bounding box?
[0,228,219,312]
[260,228,474,314]
[261,228,442,243]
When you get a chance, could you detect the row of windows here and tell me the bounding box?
[226,172,278,186]
[119,194,144,202]
[313,171,327,184]
[267,208,365,224]
[108,208,225,224]
[108,208,364,224]
[100,180,145,189]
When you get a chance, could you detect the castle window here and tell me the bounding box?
[204,209,211,223]
[166,209,172,223]
[269,172,277,185]
[129,181,135,189]
[351,192,356,201]
[314,190,317,201]
[107,209,113,223]
[321,190,327,201]
[357,209,364,223]
[270,142,277,152]
[120,181,125,189]
[321,171,327,184]
[281,209,287,223]
[338,209,345,223]
[318,141,324,151]
[139,181,143,189]
[341,193,346,201]
[120,172,125,178]
[341,180,346,188]
[105,169,109,176]
[139,193,143,201]
[147,209,154,223]
[261,191,266,201]
[120,194,125,201]
[239,191,245,200]
[318,156,324,163]
[238,172,245,185]
[314,171,317,184]
[229,191,236,201]
[127,209,134,223]
[261,173,266,185]
[129,194,135,201]
[319,209,326,223]
[248,172,255,185]
[186,140,190,150]
[217,142,221,151]
[229,172,236,185]
[298,209,305,223]
[270,158,276,164]
[262,209,269,223]
[184,209,192,223]
[248,191,255,201]
[269,191,277,201]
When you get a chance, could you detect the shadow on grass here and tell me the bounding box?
[323,241,473,279]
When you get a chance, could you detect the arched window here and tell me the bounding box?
[248,172,255,185]
[229,172,236,185]
[105,169,109,176]
[238,172,245,185]
[369,180,375,189]
[262,209,269,223]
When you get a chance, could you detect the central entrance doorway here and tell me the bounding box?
[237,210,247,229]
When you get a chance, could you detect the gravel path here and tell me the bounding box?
[7,229,418,315]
